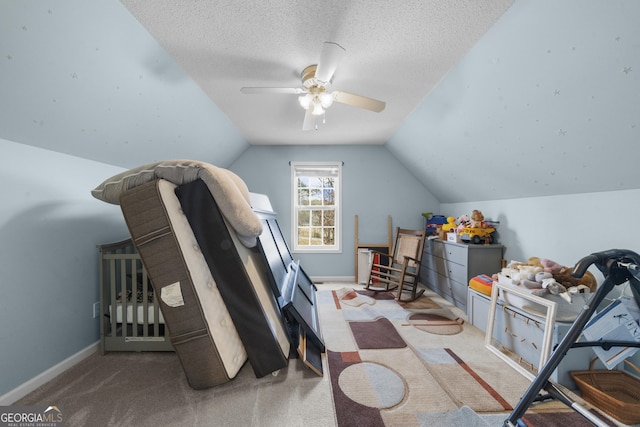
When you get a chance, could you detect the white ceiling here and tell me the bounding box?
[120,0,513,146]
[2,1,639,203]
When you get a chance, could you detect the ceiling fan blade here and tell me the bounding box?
[314,42,345,84]
[333,91,386,112]
[302,107,316,131]
[240,87,304,94]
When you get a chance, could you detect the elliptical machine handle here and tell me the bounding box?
[572,253,600,279]
[572,249,640,278]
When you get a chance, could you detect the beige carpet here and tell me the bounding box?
[13,283,615,426]
[15,350,335,427]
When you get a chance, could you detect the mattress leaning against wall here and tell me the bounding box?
[175,178,291,378]
[119,179,248,389]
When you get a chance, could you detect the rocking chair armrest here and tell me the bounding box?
[401,255,421,264]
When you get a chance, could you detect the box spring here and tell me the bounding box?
[175,179,290,378]
[120,179,247,389]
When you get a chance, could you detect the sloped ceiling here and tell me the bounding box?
[387,0,640,202]
[1,1,638,203]
[120,0,513,146]
[0,0,250,169]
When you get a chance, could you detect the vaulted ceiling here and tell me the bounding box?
[120,0,513,146]
[1,1,639,203]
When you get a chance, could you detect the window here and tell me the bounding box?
[291,162,341,253]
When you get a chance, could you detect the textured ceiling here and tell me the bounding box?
[121,0,514,146]
[3,1,637,204]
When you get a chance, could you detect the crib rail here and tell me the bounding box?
[98,238,173,353]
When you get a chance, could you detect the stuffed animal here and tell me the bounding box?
[541,258,564,273]
[442,216,457,232]
[529,257,597,291]
[554,267,597,292]
[456,214,470,232]
[501,260,543,285]
[518,257,598,303]
[470,210,485,228]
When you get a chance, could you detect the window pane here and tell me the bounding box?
[298,177,310,187]
[297,227,309,246]
[323,209,335,226]
[323,188,335,206]
[310,188,322,205]
[311,227,322,245]
[311,210,322,226]
[323,228,335,245]
[298,209,310,226]
[298,188,310,206]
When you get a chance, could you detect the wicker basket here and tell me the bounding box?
[571,358,640,425]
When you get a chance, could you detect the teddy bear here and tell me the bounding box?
[456,214,470,233]
[470,210,485,228]
[517,257,597,302]
[553,267,597,292]
[528,257,597,291]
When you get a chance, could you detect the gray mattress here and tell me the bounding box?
[119,179,247,389]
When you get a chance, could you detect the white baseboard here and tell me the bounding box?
[0,341,99,405]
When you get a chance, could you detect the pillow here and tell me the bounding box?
[92,161,163,204]
[92,160,261,246]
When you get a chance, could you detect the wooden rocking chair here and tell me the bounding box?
[364,227,427,302]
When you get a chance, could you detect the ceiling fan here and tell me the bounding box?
[240,42,386,131]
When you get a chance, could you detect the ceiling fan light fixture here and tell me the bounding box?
[311,99,325,116]
[240,42,385,131]
[318,92,333,109]
[298,94,312,109]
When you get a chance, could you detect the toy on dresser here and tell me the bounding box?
[423,213,447,237]
[458,209,498,244]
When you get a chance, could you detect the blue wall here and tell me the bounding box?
[3,139,640,400]
[230,145,440,278]
[0,139,128,398]
[441,189,640,283]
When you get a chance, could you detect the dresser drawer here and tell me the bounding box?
[450,279,468,308]
[430,254,451,277]
[422,239,504,312]
[439,243,469,265]
[424,239,445,258]
[444,260,467,284]
[419,266,452,298]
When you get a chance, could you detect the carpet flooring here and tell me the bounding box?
[12,284,620,426]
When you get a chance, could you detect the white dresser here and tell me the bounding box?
[419,239,503,311]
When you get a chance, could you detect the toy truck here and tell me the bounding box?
[459,225,496,244]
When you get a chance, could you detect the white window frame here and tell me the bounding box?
[291,161,342,253]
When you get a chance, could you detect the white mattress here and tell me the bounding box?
[109,303,165,325]
[158,179,247,377]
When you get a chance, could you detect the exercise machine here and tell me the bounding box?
[504,249,640,426]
